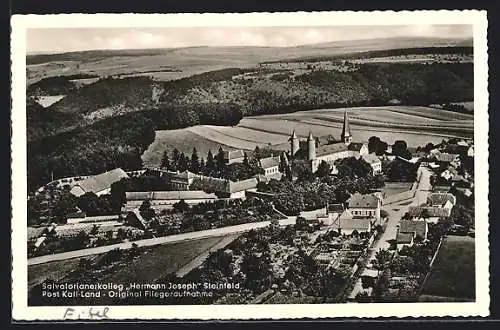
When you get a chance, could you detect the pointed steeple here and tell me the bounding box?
[289,129,300,156]
[289,130,298,140]
[341,110,352,145]
[307,130,314,141]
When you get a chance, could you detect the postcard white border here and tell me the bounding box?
[11,10,489,320]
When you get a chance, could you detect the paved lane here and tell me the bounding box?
[28,218,296,266]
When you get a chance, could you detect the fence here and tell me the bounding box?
[417,236,444,296]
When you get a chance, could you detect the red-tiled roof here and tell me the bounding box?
[259,156,280,169]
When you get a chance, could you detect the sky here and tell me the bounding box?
[26,25,472,54]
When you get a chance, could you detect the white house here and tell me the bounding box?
[347,193,381,222]
[223,150,245,164]
[259,156,281,177]
[333,210,372,235]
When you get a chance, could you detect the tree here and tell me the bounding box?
[171,148,180,170]
[160,151,170,169]
[178,153,189,172]
[173,199,190,213]
[190,148,200,173]
[316,161,331,178]
[243,152,249,166]
[253,146,261,160]
[90,224,100,236]
[205,150,215,175]
[368,136,381,154]
[216,147,226,171]
[392,140,412,160]
[373,249,392,271]
[139,199,155,220]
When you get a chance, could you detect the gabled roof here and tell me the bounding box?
[339,217,371,230]
[361,153,381,165]
[71,168,129,195]
[399,220,427,238]
[227,178,259,193]
[348,143,366,152]
[171,170,196,182]
[396,232,414,244]
[408,206,452,218]
[327,203,344,213]
[347,193,380,208]
[427,193,456,207]
[259,156,280,169]
[316,143,348,157]
[223,150,245,160]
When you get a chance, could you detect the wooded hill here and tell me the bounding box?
[27,60,473,191]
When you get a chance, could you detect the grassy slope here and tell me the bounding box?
[421,235,475,300]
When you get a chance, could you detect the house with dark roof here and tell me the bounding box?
[427,192,456,208]
[223,150,245,164]
[396,232,415,250]
[347,193,381,222]
[396,220,428,250]
[69,168,129,197]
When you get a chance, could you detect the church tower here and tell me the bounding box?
[289,130,300,156]
[307,131,316,160]
[341,110,353,145]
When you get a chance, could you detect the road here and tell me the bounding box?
[348,166,433,300]
[370,166,432,256]
[28,217,296,266]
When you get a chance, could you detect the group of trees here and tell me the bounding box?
[259,157,384,215]
[160,146,265,181]
[140,197,279,237]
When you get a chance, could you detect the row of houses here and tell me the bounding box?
[395,192,457,250]
[297,192,383,235]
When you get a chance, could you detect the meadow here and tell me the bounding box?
[420,235,475,301]
[142,105,473,167]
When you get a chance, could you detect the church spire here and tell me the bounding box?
[341,110,352,145]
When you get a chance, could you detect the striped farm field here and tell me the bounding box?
[142,105,474,168]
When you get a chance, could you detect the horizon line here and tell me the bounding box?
[26,35,472,56]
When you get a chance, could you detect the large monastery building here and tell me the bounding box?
[288,110,371,173]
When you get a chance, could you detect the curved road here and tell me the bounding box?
[348,166,433,299]
[28,218,296,266]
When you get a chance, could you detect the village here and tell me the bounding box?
[27,110,475,303]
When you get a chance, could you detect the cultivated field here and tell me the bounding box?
[27,36,471,85]
[107,235,239,283]
[420,235,475,301]
[28,256,98,290]
[142,106,474,167]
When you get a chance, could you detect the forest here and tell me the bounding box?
[27,61,472,191]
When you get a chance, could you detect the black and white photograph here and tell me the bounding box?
[11,11,489,320]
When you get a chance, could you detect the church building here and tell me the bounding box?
[288,110,369,173]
